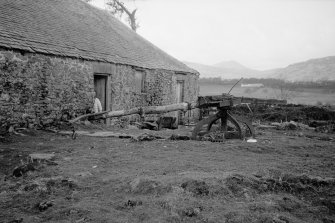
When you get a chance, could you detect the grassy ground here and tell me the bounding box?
[0,126,334,223]
[200,84,335,105]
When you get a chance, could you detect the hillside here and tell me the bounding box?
[183,61,229,78]
[270,56,335,81]
[183,61,263,79]
[186,56,335,82]
[213,60,252,71]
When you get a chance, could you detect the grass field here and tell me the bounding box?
[200,84,335,105]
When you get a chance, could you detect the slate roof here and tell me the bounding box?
[0,0,197,74]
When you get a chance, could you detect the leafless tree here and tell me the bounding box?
[274,84,297,102]
[106,0,139,32]
[84,0,139,32]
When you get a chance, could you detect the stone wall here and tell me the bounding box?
[0,48,199,132]
[176,73,200,123]
[0,49,94,131]
[109,66,199,123]
[110,66,179,110]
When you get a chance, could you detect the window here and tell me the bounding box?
[134,70,146,93]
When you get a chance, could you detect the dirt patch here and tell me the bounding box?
[240,104,335,124]
[181,180,210,196]
[0,175,79,221]
[225,172,335,209]
[12,163,39,177]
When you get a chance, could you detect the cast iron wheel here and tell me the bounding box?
[191,111,255,140]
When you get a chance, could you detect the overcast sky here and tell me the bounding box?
[89,0,335,70]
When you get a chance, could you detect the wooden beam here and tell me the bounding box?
[69,103,197,124]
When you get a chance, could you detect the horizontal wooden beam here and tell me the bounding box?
[69,103,197,123]
[69,95,286,124]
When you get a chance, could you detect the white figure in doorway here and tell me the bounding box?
[93,92,102,113]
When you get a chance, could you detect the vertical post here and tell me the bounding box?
[199,108,203,121]
[106,74,111,125]
[220,108,228,132]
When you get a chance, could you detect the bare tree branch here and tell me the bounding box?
[106,0,139,32]
[83,0,139,31]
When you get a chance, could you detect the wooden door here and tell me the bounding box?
[176,81,184,124]
[94,75,107,111]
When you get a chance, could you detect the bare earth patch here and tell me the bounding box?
[0,127,334,223]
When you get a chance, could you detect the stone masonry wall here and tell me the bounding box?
[176,73,200,123]
[0,49,94,131]
[109,65,199,123]
[110,65,178,111]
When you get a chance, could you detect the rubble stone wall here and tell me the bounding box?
[176,73,200,123]
[0,49,94,131]
[109,65,199,123]
[0,49,199,132]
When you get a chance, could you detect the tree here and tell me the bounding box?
[274,84,297,102]
[84,0,139,32]
[106,0,139,32]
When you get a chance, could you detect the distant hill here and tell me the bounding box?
[183,61,263,79]
[213,60,249,70]
[185,56,335,82]
[269,56,335,82]
[183,61,230,78]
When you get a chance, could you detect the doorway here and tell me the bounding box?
[176,80,184,124]
[94,75,108,111]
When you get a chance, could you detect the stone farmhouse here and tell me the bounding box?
[0,0,199,130]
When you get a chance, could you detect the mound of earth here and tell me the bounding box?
[232,104,335,124]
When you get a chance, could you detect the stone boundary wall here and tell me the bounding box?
[0,49,199,132]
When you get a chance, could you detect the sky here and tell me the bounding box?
[89,0,335,70]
